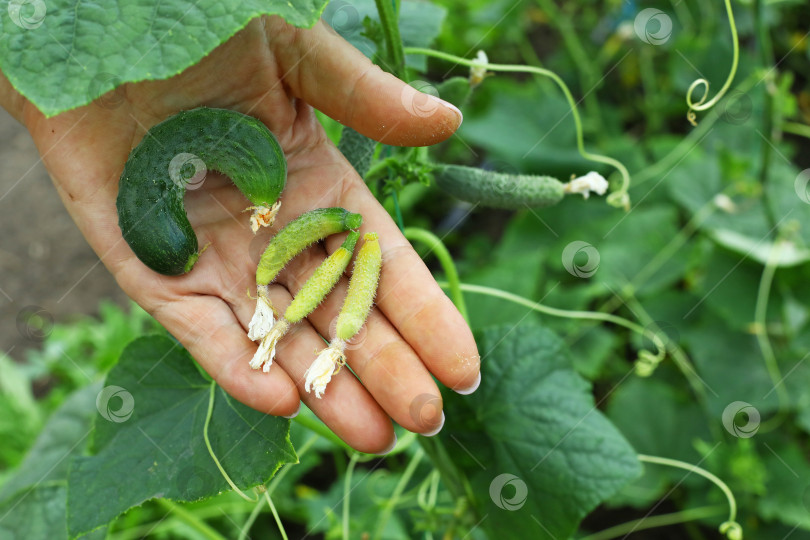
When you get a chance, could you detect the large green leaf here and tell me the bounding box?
[324,0,446,71]
[440,322,641,540]
[66,335,296,538]
[605,378,713,508]
[0,0,328,117]
[0,383,104,540]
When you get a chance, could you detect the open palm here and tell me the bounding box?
[3,16,479,453]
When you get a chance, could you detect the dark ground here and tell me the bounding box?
[0,107,128,360]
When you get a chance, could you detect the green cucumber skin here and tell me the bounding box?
[117,107,287,275]
[338,127,376,177]
[433,164,564,209]
[256,208,363,286]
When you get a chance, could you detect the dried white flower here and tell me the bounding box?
[563,171,609,199]
[713,193,737,213]
[470,50,488,87]
[304,340,347,398]
[248,201,282,233]
[249,319,290,372]
[248,285,275,341]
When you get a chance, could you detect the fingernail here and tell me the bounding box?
[282,403,301,419]
[421,411,446,437]
[429,94,463,126]
[379,434,398,455]
[454,371,481,395]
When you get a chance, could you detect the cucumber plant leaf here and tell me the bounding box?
[440,322,641,540]
[66,335,296,538]
[0,0,328,117]
[0,384,105,540]
[324,0,446,71]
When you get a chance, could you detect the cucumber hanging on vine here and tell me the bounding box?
[432,164,609,209]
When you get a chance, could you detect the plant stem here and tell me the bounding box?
[264,491,289,540]
[534,0,603,127]
[293,412,353,451]
[343,452,361,540]
[156,499,227,540]
[203,382,257,502]
[373,447,425,540]
[783,121,810,139]
[403,227,469,323]
[753,0,779,231]
[403,46,632,210]
[437,282,664,357]
[632,72,758,186]
[754,238,788,411]
[391,189,405,232]
[374,0,405,77]
[578,505,724,540]
[637,454,740,538]
[685,0,739,120]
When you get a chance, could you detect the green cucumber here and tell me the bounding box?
[433,164,564,209]
[116,107,287,275]
[338,126,376,177]
[256,208,363,286]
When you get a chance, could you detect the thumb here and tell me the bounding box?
[272,18,462,147]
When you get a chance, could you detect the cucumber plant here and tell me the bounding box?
[116,107,287,275]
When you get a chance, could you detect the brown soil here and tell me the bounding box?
[0,107,128,360]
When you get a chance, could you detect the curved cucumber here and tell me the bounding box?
[433,164,564,209]
[117,107,287,275]
[256,208,363,286]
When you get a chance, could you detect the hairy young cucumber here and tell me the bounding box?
[117,107,287,275]
[256,208,363,286]
[433,164,564,209]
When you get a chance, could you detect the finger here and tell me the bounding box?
[232,282,396,454]
[268,18,462,147]
[278,245,445,435]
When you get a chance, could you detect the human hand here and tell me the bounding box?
[0,16,479,453]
